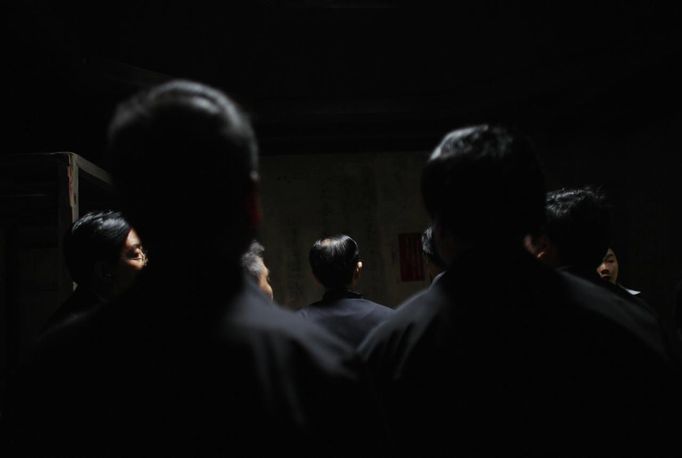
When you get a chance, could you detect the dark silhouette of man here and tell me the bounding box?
[526,187,666,341]
[7,81,381,457]
[298,234,394,347]
[359,125,680,457]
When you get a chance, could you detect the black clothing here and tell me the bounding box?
[7,267,384,457]
[562,267,668,352]
[564,267,682,367]
[359,248,680,457]
[40,286,103,336]
[298,289,394,347]
[567,267,655,312]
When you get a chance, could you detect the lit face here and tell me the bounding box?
[597,248,619,284]
[110,229,147,296]
[256,260,274,301]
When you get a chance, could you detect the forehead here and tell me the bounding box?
[125,229,141,247]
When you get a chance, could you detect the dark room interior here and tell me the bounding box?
[2,2,682,455]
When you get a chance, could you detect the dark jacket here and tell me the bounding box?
[7,266,384,457]
[40,286,103,337]
[359,247,680,457]
[566,266,682,372]
[298,289,394,347]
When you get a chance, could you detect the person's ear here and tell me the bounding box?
[525,234,560,267]
[350,261,363,288]
[540,242,561,267]
[524,234,543,258]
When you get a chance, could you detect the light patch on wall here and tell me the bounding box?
[398,233,424,282]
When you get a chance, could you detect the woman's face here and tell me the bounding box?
[597,248,619,284]
[111,229,147,296]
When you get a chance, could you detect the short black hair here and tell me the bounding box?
[309,235,360,290]
[242,240,265,282]
[421,125,545,246]
[421,226,447,270]
[544,186,612,270]
[64,210,131,287]
[108,80,257,261]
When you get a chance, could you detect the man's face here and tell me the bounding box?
[257,260,274,301]
[597,248,619,284]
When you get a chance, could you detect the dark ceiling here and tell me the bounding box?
[6,2,682,162]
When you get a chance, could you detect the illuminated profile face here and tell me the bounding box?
[256,259,273,301]
[110,229,147,296]
[597,248,619,284]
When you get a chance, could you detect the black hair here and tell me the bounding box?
[241,240,266,282]
[309,235,360,290]
[64,210,131,287]
[421,125,545,246]
[421,226,447,270]
[108,80,257,262]
[544,186,612,270]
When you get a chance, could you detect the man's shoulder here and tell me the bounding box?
[297,299,326,317]
[221,284,359,373]
[360,297,394,312]
[358,285,444,362]
[557,269,646,319]
[555,269,669,359]
[301,294,393,315]
[338,296,395,319]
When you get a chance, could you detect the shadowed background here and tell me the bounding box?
[3,2,682,350]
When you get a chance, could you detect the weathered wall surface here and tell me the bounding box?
[259,151,430,309]
[258,114,682,326]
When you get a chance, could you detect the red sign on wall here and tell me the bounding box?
[399,233,425,282]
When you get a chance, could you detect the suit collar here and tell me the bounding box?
[322,289,362,302]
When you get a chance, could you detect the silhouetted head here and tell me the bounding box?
[108,80,259,267]
[309,235,362,291]
[542,186,612,271]
[421,125,545,263]
[64,210,147,300]
[241,240,273,300]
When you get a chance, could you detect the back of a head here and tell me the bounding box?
[64,210,131,288]
[421,125,546,248]
[108,80,258,264]
[309,235,360,290]
[544,186,612,270]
